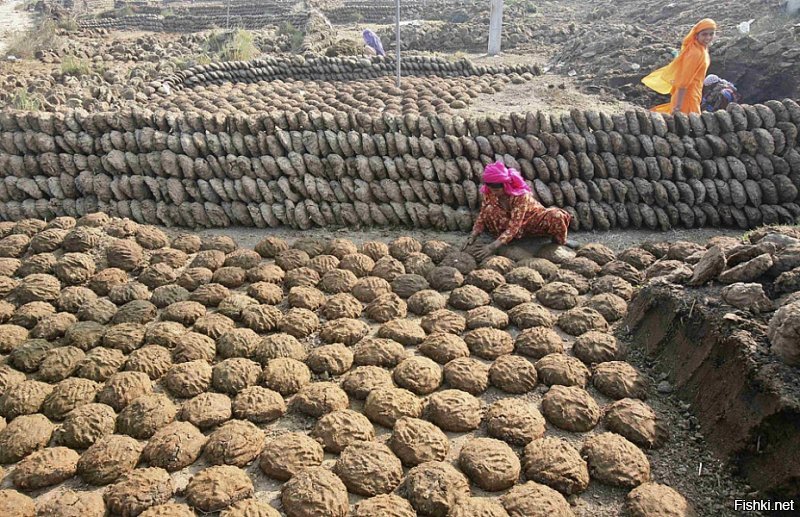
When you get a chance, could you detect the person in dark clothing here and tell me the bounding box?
[702,74,742,111]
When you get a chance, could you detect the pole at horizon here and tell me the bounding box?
[488,0,503,56]
[395,0,401,87]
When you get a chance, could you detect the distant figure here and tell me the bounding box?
[702,74,742,111]
[642,18,717,114]
[362,29,385,56]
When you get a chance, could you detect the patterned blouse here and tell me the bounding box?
[473,191,571,245]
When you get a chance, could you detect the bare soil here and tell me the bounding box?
[198,224,744,256]
[624,283,800,501]
[0,0,33,55]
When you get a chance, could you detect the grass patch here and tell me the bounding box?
[4,19,61,59]
[447,51,467,62]
[98,6,134,18]
[9,88,42,111]
[222,29,258,61]
[204,29,259,61]
[61,55,92,77]
[278,21,305,52]
[175,53,212,70]
[57,17,79,32]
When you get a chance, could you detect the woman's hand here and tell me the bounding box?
[473,240,501,261]
[461,233,479,251]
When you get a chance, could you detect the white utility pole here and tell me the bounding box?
[395,0,401,87]
[488,0,503,56]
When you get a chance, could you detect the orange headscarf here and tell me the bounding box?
[642,18,717,113]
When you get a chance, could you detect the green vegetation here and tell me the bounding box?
[278,22,305,52]
[175,53,212,70]
[4,19,61,59]
[9,89,43,111]
[57,17,79,33]
[448,51,467,62]
[60,56,92,77]
[222,29,258,61]
[203,29,259,61]
[99,6,134,18]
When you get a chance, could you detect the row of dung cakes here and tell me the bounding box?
[78,13,308,32]
[112,0,163,14]
[0,94,797,231]
[61,0,114,15]
[78,0,307,32]
[162,55,539,89]
[318,0,483,24]
[377,20,545,53]
[78,14,165,32]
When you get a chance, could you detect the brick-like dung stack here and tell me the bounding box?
[320,0,479,24]
[78,0,307,32]
[0,66,798,231]
[162,55,539,89]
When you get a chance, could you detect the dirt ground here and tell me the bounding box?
[0,0,33,55]
[455,75,635,117]
[460,52,637,116]
[197,224,744,256]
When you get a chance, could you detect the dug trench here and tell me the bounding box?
[622,282,800,500]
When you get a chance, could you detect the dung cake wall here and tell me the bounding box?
[78,0,308,32]
[0,58,798,231]
[66,0,116,16]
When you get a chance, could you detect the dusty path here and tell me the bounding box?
[195,225,744,256]
[0,0,34,55]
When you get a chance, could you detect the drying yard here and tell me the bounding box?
[0,0,798,516]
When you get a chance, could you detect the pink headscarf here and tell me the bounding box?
[480,161,532,197]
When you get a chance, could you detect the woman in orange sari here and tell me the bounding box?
[642,19,717,114]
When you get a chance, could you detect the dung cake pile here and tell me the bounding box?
[0,213,740,515]
[0,95,798,232]
[161,55,537,89]
[318,0,482,25]
[77,0,308,33]
[377,20,541,54]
